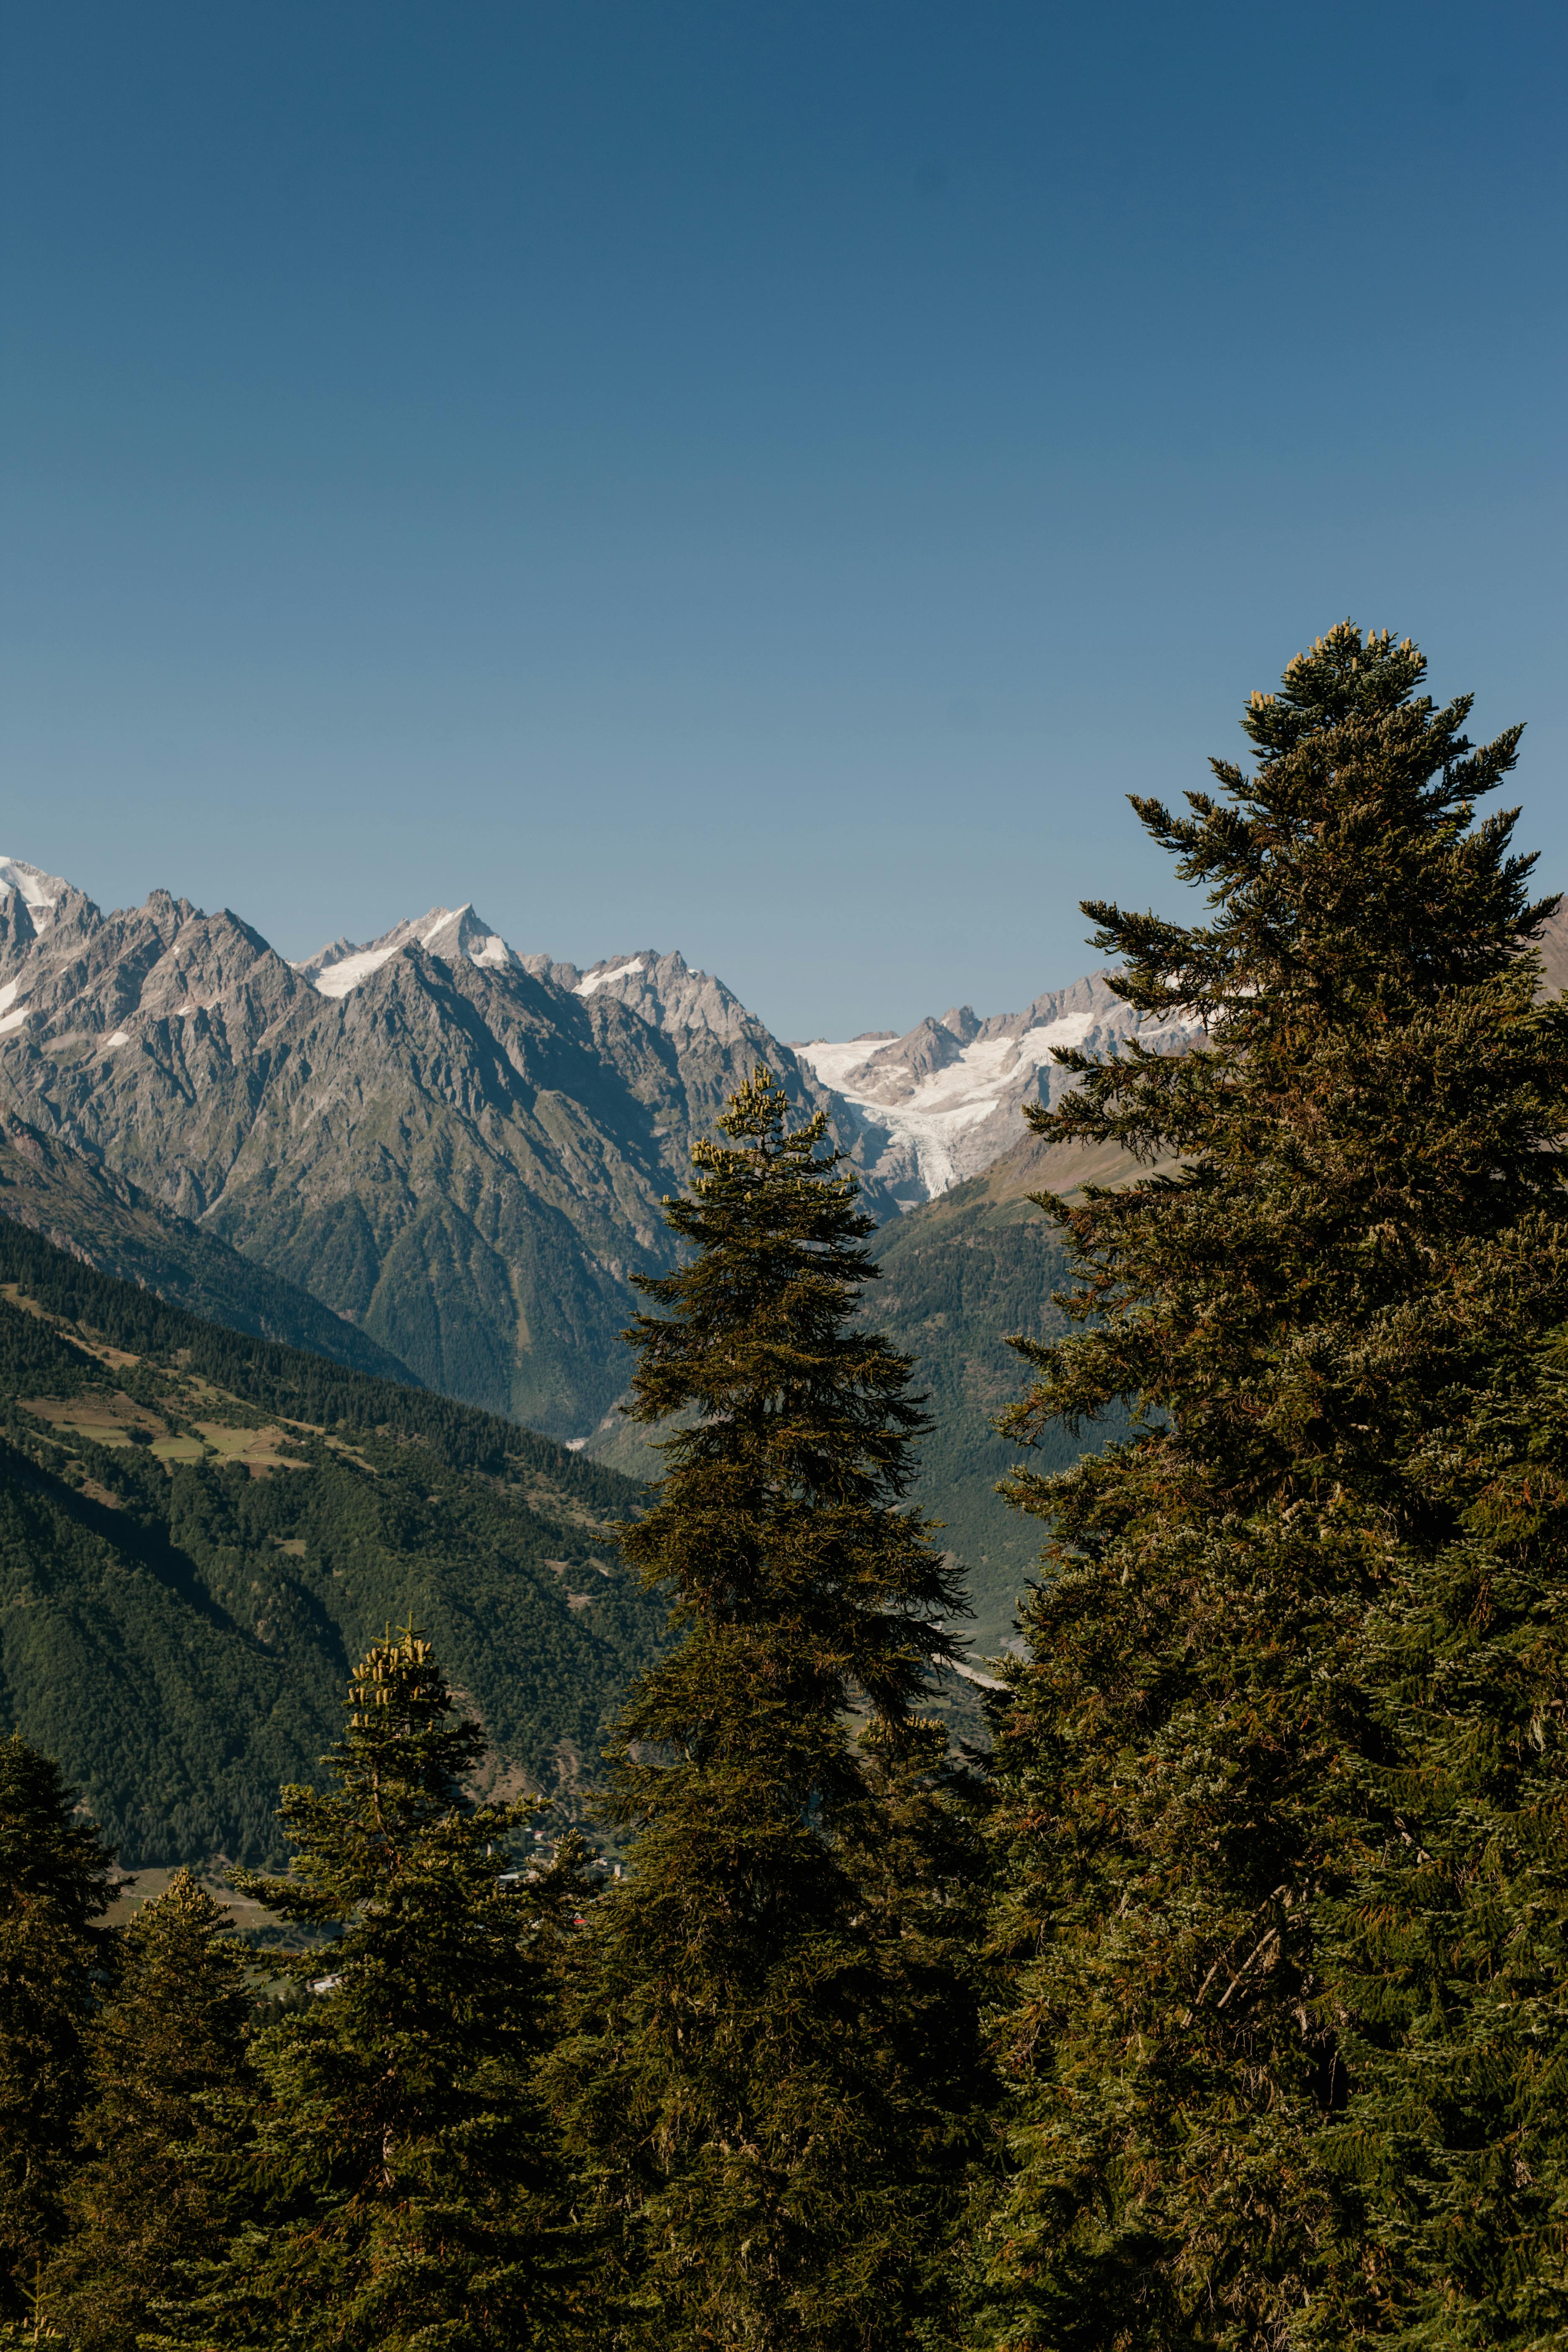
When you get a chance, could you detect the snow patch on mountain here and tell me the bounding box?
[0,857,67,932]
[296,904,520,996]
[796,980,1202,1204]
[576,958,647,997]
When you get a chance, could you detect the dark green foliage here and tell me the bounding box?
[1302,1321,1568,2347]
[868,1164,1129,1656]
[41,1871,253,2352]
[0,1737,115,2324]
[983,625,1568,2346]
[0,1305,102,1400]
[156,1627,576,2351]
[0,1223,661,1866]
[555,1070,984,2351]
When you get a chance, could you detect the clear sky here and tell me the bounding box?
[3,2,1564,1041]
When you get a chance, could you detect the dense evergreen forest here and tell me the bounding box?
[0,1217,662,1863]
[4,624,1568,2349]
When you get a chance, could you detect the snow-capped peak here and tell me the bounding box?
[0,856,69,933]
[794,975,1204,1202]
[294,904,520,997]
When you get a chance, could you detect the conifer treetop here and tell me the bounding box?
[158,1625,573,2351]
[620,1061,960,1715]
[629,1064,927,1500]
[231,1622,518,1936]
[1077,620,1554,1030]
[0,1736,116,1929]
[1006,622,1568,1515]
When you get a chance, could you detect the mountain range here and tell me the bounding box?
[3,851,1562,1657]
[0,855,1194,1426]
[0,861,870,1437]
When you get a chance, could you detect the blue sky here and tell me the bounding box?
[3,1,1564,1039]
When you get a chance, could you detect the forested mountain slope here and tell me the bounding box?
[0,1220,660,1867]
[0,1112,416,1382]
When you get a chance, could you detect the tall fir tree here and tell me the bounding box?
[552,1069,985,2352]
[0,1735,116,2328]
[39,1870,253,2352]
[152,1625,577,2352]
[980,624,1568,2347]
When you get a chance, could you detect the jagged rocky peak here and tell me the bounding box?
[0,856,69,937]
[0,872,303,1064]
[294,903,521,997]
[556,949,761,1048]
[0,857,77,973]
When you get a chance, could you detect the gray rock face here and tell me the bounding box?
[0,880,881,1439]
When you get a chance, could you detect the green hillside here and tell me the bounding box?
[0,1220,661,1868]
[867,1131,1153,1656]
[0,1115,418,1384]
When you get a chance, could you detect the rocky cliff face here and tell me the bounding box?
[0,874,881,1438]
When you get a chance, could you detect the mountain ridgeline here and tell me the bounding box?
[0,874,890,1440]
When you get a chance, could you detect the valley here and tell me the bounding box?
[0,1215,662,1865]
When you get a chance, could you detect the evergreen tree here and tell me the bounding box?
[552,1068,984,2352]
[153,1625,574,2351]
[39,1870,252,2352]
[980,625,1568,2346]
[0,1736,116,2326]
[1304,1291,1568,2342]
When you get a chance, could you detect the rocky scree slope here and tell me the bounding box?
[0,867,886,1440]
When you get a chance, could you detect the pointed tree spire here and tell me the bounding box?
[152,1625,577,2351]
[553,1068,984,2350]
